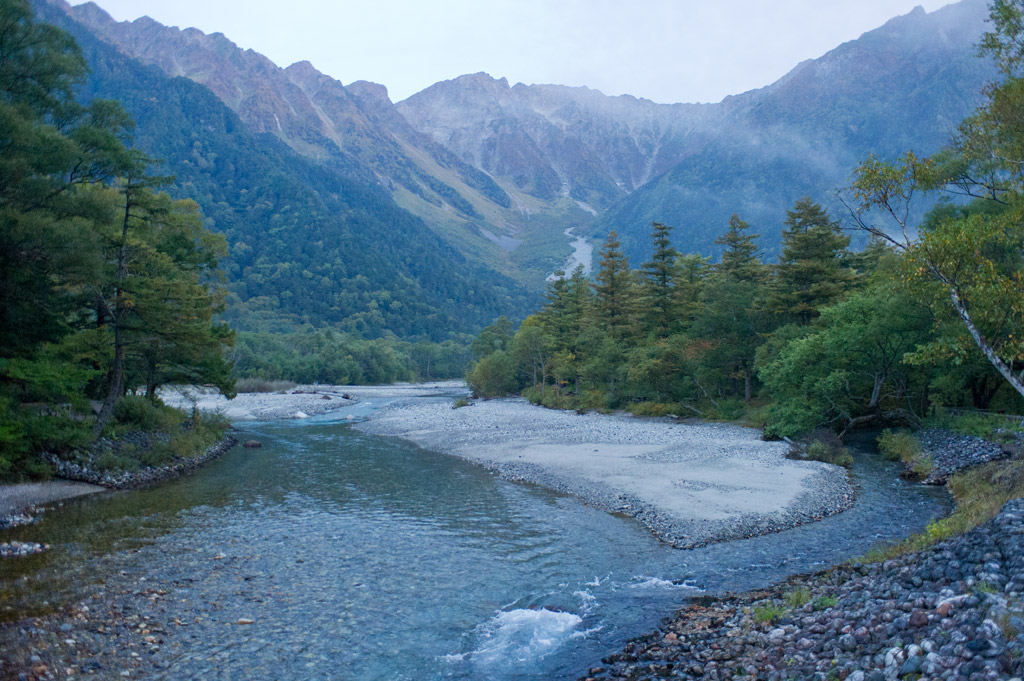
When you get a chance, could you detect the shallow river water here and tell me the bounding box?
[2,401,949,680]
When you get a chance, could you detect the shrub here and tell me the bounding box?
[235,378,299,393]
[113,395,184,433]
[792,428,855,468]
[626,402,680,418]
[452,397,470,409]
[466,351,517,397]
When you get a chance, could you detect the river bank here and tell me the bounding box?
[357,397,854,549]
[583,496,1024,681]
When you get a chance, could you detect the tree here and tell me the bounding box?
[770,198,854,325]
[845,0,1024,401]
[592,231,635,342]
[759,281,934,438]
[471,316,514,360]
[696,214,767,401]
[466,350,517,397]
[715,214,763,283]
[0,1,233,456]
[640,221,678,338]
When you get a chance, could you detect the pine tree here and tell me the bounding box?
[770,197,854,325]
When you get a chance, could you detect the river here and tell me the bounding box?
[0,400,948,680]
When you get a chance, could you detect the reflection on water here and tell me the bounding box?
[1,414,949,680]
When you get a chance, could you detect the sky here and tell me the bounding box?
[73,0,956,104]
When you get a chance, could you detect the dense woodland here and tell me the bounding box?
[0,0,236,475]
[468,0,1024,440]
[3,0,1024,481]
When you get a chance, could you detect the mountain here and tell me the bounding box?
[35,0,535,340]
[51,0,996,279]
[601,0,996,261]
[52,0,581,286]
[400,0,995,263]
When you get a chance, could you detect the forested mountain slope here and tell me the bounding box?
[35,1,535,339]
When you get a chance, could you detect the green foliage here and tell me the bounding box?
[926,409,1024,441]
[113,395,185,433]
[784,587,811,608]
[467,351,518,398]
[593,231,636,342]
[0,4,233,476]
[759,280,932,438]
[769,198,855,325]
[234,330,470,385]
[452,397,470,409]
[753,602,788,625]
[813,595,839,611]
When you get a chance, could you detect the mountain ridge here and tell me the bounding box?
[56,0,996,277]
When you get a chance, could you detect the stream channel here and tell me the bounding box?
[1,397,949,680]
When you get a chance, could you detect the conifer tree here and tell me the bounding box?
[715,214,763,282]
[592,231,635,342]
[770,198,854,325]
[640,222,678,338]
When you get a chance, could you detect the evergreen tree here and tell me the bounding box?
[640,222,678,338]
[715,214,763,282]
[592,231,635,342]
[770,198,854,325]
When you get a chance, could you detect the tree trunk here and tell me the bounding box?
[93,325,124,435]
[92,190,133,436]
[744,371,752,403]
[948,287,1024,400]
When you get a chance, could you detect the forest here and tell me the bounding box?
[467,0,1024,445]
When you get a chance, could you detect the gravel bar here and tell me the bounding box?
[357,397,854,548]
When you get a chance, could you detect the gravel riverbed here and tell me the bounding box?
[357,397,854,548]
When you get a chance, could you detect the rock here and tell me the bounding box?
[236,618,254,625]
[909,610,929,627]
[243,440,262,449]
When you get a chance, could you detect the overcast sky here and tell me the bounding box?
[74,0,957,104]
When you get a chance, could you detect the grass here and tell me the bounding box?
[877,429,933,478]
[784,587,811,608]
[861,456,1024,561]
[452,397,470,409]
[813,595,838,611]
[752,601,788,625]
[926,409,1024,443]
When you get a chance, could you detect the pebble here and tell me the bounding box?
[916,429,1014,484]
[584,497,1024,681]
[0,540,49,557]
